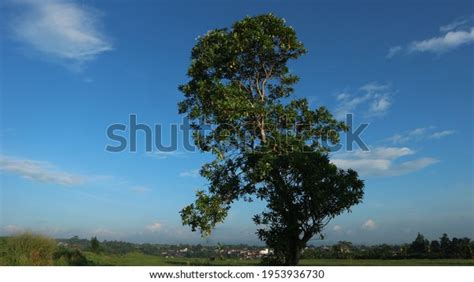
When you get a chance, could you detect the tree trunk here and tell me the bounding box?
[287,246,300,265]
[284,239,301,265]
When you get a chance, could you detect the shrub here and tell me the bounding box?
[3,233,57,266]
[53,246,90,266]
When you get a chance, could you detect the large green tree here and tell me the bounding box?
[178,14,364,265]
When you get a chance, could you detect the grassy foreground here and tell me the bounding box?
[1,234,473,266]
[83,252,474,266]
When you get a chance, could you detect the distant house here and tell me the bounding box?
[259,248,270,255]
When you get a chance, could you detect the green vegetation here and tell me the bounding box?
[1,233,473,266]
[53,245,90,266]
[299,259,474,266]
[82,252,474,266]
[0,233,57,265]
[179,13,364,266]
[0,233,91,266]
[302,233,473,260]
[90,236,101,254]
[83,252,258,266]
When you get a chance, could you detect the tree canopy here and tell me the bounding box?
[178,14,364,265]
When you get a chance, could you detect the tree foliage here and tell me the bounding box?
[178,14,364,265]
[90,236,101,254]
[301,233,473,260]
[53,245,90,266]
[408,233,430,256]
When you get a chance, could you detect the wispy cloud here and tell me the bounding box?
[331,147,438,177]
[430,130,456,139]
[0,155,86,185]
[335,82,393,119]
[91,228,119,237]
[10,0,112,69]
[409,28,474,54]
[386,127,430,143]
[2,225,24,235]
[343,146,415,160]
[386,127,456,144]
[439,15,474,33]
[179,169,200,178]
[386,46,402,58]
[0,154,153,195]
[145,222,162,233]
[388,16,474,57]
[362,219,377,231]
[146,151,186,160]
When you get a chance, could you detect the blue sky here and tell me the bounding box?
[0,0,472,245]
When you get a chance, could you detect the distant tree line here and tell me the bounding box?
[59,236,262,258]
[302,233,473,260]
[60,232,472,260]
[1,232,472,266]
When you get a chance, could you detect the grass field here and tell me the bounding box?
[83,252,474,266]
[2,235,472,266]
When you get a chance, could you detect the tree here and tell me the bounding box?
[440,233,451,258]
[331,241,353,259]
[368,244,394,260]
[178,14,364,265]
[90,237,100,254]
[408,233,429,256]
[450,237,472,259]
[430,240,441,257]
[250,152,363,264]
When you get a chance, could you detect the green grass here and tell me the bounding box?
[83,252,259,266]
[299,258,474,266]
[83,252,474,266]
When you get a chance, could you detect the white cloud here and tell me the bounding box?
[0,154,150,193]
[387,127,455,143]
[440,15,474,32]
[331,147,438,177]
[10,0,112,69]
[409,127,428,136]
[179,169,200,178]
[333,225,342,232]
[91,228,118,237]
[386,46,402,58]
[146,151,186,160]
[333,158,391,174]
[2,225,24,234]
[393,158,440,175]
[145,222,162,232]
[334,93,370,118]
[388,16,474,57]
[336,92,350,101]
[386,127,429,143]
[362,219,377,231]
[347,147,415,160]
[430,130,456,139]
[360,83,390,94]
[409,28,474,54]
[0,155,86,185]
[335,82,393,119]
